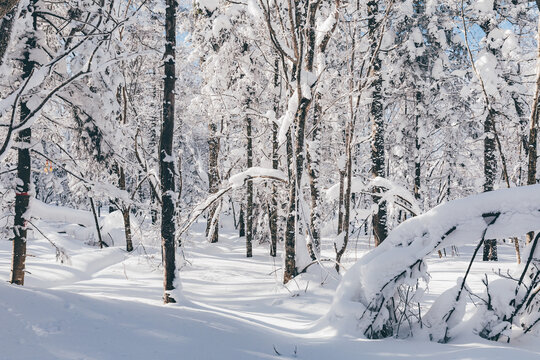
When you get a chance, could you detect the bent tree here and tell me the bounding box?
[329,185,540,342]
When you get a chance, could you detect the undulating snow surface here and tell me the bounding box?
[1,210,539,359]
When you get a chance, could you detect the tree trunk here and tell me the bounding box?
[0,0,18,21]
[483,109,498,261]
[206,120,220,243]
[284,129,296,283]
[306,92,321,260]
[335,121,353,272]
[161,0,177,304]
[118,166,133,252]
[414,92,421,201]
[115,84,133,252]
[10,4,36,286]
[368,0,388,247]
[337,169,345,236]
[246,113,253,258]
[11,126,31,286]
[0,7,16,66]
[238,205,245,237]
[526,16,540,244]
[89,197,105,249]
[268,57,280,257]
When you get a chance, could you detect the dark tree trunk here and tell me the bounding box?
[526,17,540,244]
[306,92,321,260]
[284,129,296,283]
[115,85,133,252]
[206,120,220,243]
[335,122,353,272]
[0,0,18,21]
[284,96,310,283]
[337,169,345,236]
[11,126,31,285]
[246,113,253,258]
[118,166,133,252]
[268,57,280,257]
[10,4,36,286]
[238,205,245,237]
[0,7,16,66]
[268,121,278,257]
[368,0,388,246]
[161,0,178,304]
[483,110,498,261]
[414,92,421,201]
[89,197,105,249]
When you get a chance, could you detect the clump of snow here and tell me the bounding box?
[277,90,299,144]
[228,167,287,187]
[474,0,494,14]
[197,0,219,12]
[475,51,500,98]
[423,280,468,342]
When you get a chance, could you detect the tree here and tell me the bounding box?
[368,0,388,247]
[10,0,37,286]
[161,0,178,304]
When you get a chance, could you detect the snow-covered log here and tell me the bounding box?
[328,185,540,341]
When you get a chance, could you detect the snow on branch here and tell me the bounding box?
[178,167,287,237]
[326,176,421,216]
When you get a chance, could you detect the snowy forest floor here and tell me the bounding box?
[1,212,540,360]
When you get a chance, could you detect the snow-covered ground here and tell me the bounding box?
[1,212,539,360]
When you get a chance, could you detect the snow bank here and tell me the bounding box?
[32,199,95,227]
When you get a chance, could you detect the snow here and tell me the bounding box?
[247,0,264,21]
[316,12,336,48]
[475,51,500,98]
[277,90,299,144]
[326,176,421,216]
[474,0,494,14]
[228,167,287,187]
[1,195,540,358]
[197,0,219,11]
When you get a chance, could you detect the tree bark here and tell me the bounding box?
[306,92,321,260]
[246,113,253,258]
[0,7,16,66]
[284,128,297,283]
[118,166,133,252]
[10,3,36,286]
[238,205,245,237]
[206,120,220,243]
[335,121,353,272]
[161,0,177,304]
[269,57,280,257]
[526,16,540,244]
[483,109,498,261]
[368,0,388,246]
[0,0,18,21]
[11,126,31,286]
[116,85,133,252]
[337,169,345,236]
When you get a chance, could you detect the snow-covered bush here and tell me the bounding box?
[473,239,540,341]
